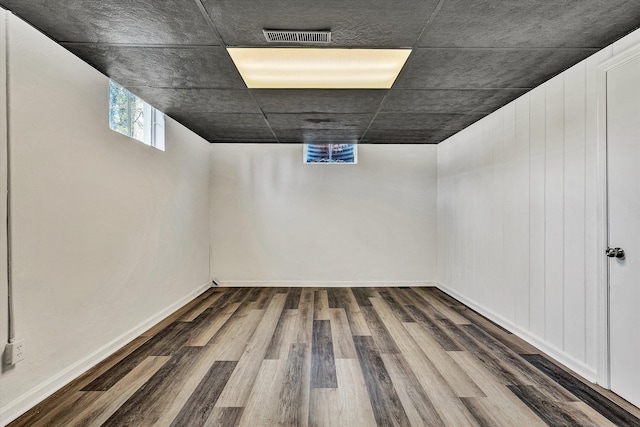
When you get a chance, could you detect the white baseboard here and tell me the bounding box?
[0,282,212,426]
[217,280,437,288]
[436,282,598,383]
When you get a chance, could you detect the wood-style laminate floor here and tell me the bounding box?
[10,287,640,427]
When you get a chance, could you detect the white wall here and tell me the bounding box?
[0,12,9,407]
[0,12,211,423]
[210,144,438,285]
[437,28,640,381]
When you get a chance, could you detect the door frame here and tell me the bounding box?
[595,41,640,388]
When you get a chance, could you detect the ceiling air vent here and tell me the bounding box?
[263,29,331,43]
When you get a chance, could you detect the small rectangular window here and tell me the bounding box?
[304,143,357,164]
[109,80,165,150]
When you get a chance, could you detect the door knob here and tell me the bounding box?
[606,247,625,259]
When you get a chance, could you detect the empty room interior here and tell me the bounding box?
[2,1,640,426]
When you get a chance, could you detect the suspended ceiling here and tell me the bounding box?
[2,0,640,144]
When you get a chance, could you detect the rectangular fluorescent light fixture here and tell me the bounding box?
[227,48,411,89]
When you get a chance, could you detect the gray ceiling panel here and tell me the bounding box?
[419,0,640,48]
[266,114,373,131]
[396,48,599,89]
[4,1,640,143]
[275,129,362,143]
[252,90,388,114]
[0,0,219,45]
[362,129,459,144]
[203,129,277,141]
[63,45,245,89]
[371,113,486,131]
[173,113,269,129]
[171,113,276,142]
[126,88,260,114]
[381,89,528,114]
[201,0,439,47]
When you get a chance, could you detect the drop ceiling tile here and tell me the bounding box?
[201,0,439,47]
[63,45,245,88]
[275,129,362,143]
[204,130,278,142]
[252,90,387,114]
[0,0,219,44]
[172,113,269,129]
[418,0,640,48]
[371,113,485,131]
[126,88,260,114]
[362,129,458,144]
[171,113,276,142]
[381,89,528,114]
[396,48,598,89]
[266,114,372,131]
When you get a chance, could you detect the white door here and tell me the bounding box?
[607,54,640,407]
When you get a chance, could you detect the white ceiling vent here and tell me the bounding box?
[263,29,331,43]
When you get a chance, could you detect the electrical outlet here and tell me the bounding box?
[4,339,25,365]
[15,340,25,362]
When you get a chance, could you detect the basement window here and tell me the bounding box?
[109,80,165,150]
[304,144,357,164]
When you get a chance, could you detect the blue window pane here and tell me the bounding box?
[109,80,145,141]
[109,80,164,150]
[109,80,130,135]
[305,144,356,163]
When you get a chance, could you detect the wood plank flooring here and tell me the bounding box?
[9,287,640,427]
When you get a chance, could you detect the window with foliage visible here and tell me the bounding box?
[109,80,165,150]
[304,143,357,164]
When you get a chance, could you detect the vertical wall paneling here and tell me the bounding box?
[491,112,506,315]
[464,125,479,300]
[563,63,587,361]
[442,137,457,293]
[544,75,565,350]
[502,102,517,323]
[437,142,449,288]
[478,119,493,306]
[437,29,640,380]
[513,96,531,330]
[528,86,547,340]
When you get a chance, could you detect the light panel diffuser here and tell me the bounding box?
[227,48,412,89]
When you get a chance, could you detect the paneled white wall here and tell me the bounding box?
[437,29,640,380]
[0,13,211,423]
[210,144,438,285]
